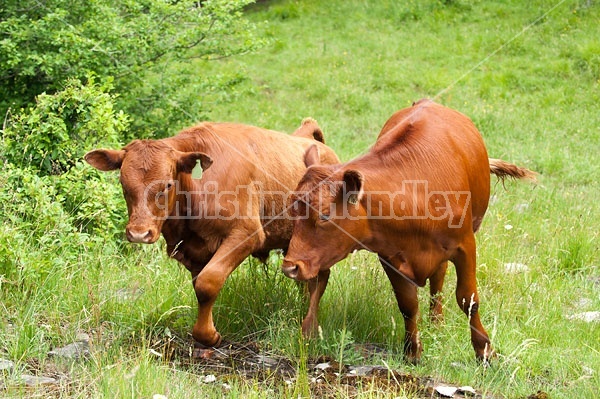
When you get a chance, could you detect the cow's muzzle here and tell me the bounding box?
[126,225,158,244]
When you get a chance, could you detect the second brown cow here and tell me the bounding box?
[282,100,535,363]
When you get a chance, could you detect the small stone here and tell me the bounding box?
[450,362,466,370]
[504,262,529,273]
[575,298,593,308]
[0,358,15,372]
[48,340,90,359]
[114,287,144,302]
[20,374,58,386]
[76,332,91,342]
[348,365,375,376]
[581,365,594,375]
[435,385,458,397]
[314,362,331,371]
[255,355,278,367]
[203,374,217,383]
[515,203,529,213]
[567,311,600,323]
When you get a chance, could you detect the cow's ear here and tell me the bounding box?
[84,149,125,171]
[303,144,320,167]
[177,152,213,174]
[342,169,364,205]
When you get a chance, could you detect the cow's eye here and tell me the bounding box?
[319,213,330,222]
[165,182,173,191]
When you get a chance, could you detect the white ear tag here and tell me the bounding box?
[191,160,203,179]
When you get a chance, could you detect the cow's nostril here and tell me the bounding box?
[282,260,300,279]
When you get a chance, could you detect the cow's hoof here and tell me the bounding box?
[301,319,319,339]
[193,332,222,349]
[403,354,421,365]
[476,348,496,366]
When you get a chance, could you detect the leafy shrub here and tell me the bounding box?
[3,76,127,175]
[1,78,127,239]
[0,0,265,136]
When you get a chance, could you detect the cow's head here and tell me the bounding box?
[282,145,368,281]
[84,140,212,244]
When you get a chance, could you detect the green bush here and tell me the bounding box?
[1,78,127,239]
[3,76,126,175]
[0,0,265,136]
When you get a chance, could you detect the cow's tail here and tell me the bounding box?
[489,158,537,182]
[292,117,325,144]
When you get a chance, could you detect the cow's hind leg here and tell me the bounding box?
[429,261,448,323]
[301,269,330,337]
[380,257,422,363]
[452,235,493,362]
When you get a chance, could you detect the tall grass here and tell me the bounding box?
[1,0,599,398]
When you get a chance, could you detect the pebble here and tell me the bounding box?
[0,358,15,372]
[435,385,458,397]
[348,365,375,376]
[515,203,530,213]
[20,374,58,386]
[567,311,600,323]
[255,354,278,367]
[314,362,331,371]
[504,262,530,273]
[48,340,90,359]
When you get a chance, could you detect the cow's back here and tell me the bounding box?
[166,122,339,250]
[363,100,490,231]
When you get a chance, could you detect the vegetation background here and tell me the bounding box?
[1,0,598,398]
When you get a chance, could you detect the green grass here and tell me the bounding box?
[2,0,600,397]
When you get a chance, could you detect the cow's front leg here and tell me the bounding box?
[191,230,258,347]
[301,269,330,337]
[380,257,422,363]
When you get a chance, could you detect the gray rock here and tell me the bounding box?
[567,311,600,323]
[254,355,278,368]
[0,358,15,372]
[348,365,376,376]
[75,332,91,342]
[504,262,530,273]
[114,287,144,302]
[20,374,58,386]
[48,340,90,359]
[314,362,331,371]
[435,385,458,397]
[515,203,530,213]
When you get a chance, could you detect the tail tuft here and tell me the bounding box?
[489,158,537,183]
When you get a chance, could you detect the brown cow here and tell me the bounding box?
[282,100,535,363]
[85,119,340,348]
